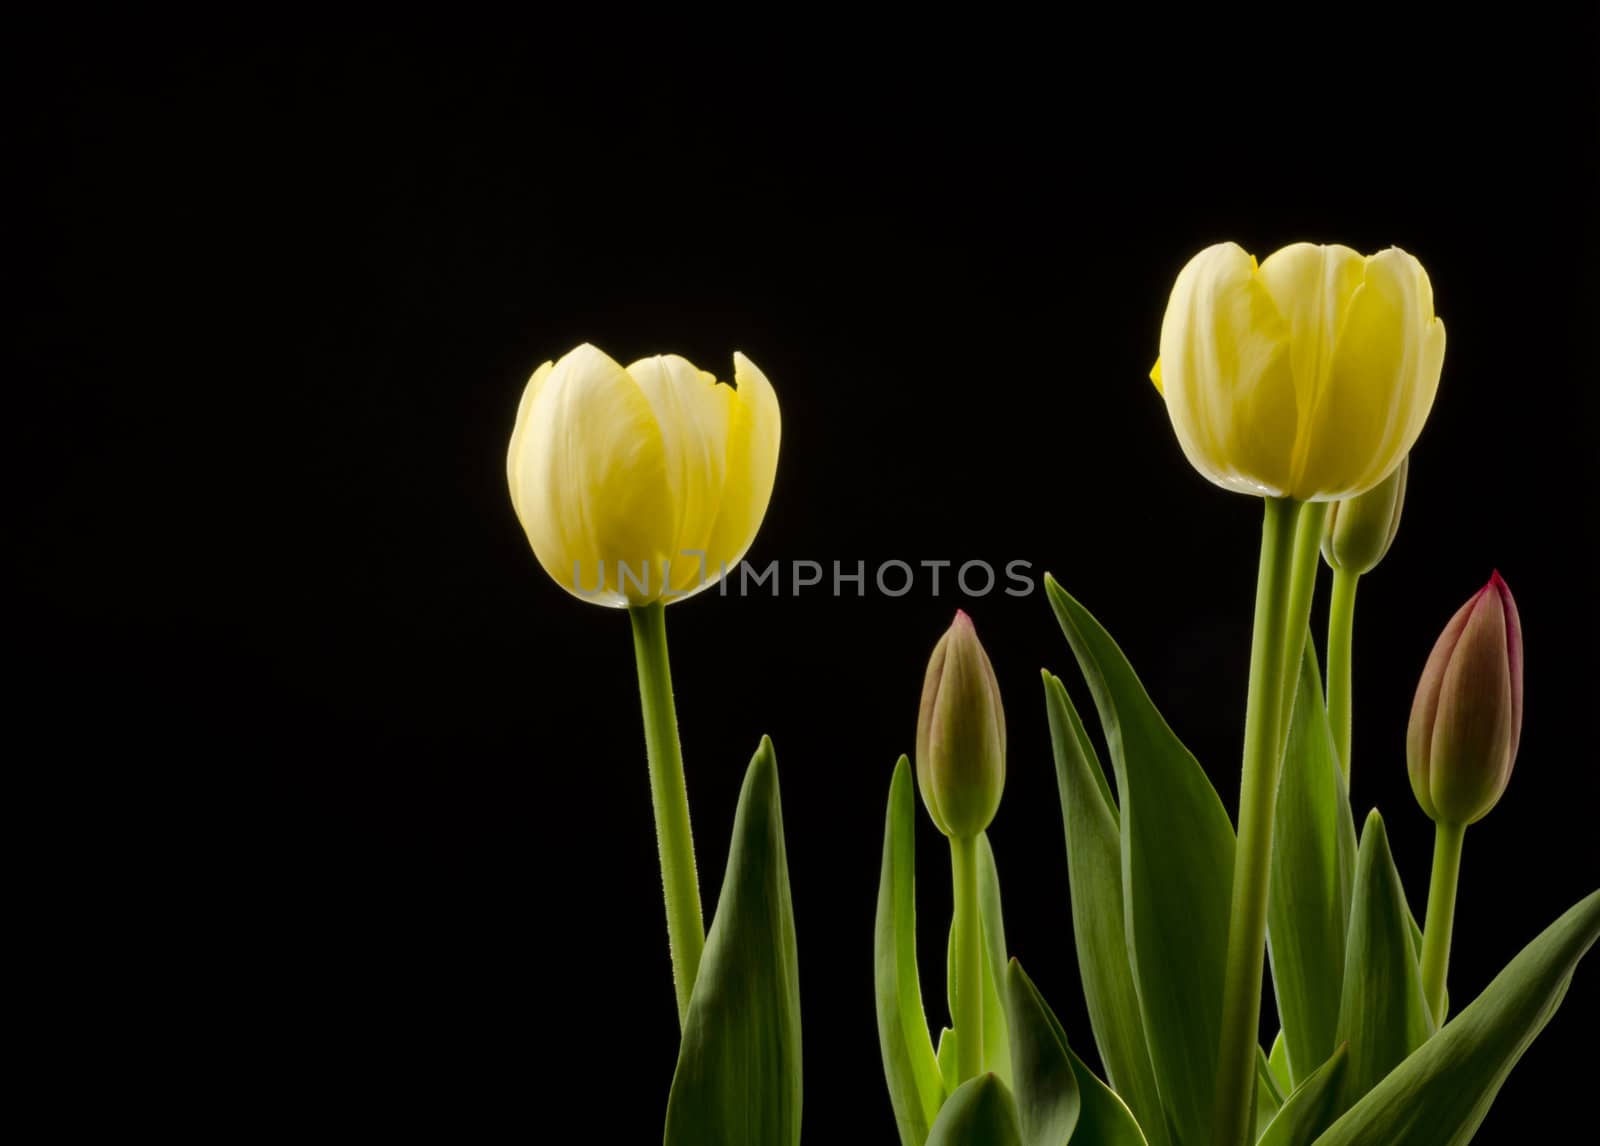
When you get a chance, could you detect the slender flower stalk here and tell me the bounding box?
[630,601,705,1027]
[1419,820,1466,1022]
[950,833,984,1083]
[1326,568,1359,773]
[1321,457,1408,776]
[1213,498,1327,1146]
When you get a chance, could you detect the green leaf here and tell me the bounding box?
[1041,671,1167,1146]
[875,756,945,1146]
[1046,576,1235,1145]
[927,1075,1026,1146]
[665,737,801,1146]
[1333,811,1433,1113]
[1267,1032,1291,1097]
[1001,959,1081,1146]
[1254,1046,1285,1141]
[938,1027,960,1097]
[977,834,1015,1088]
[1004,960,1151,1146]
[1257,1044,1349,1146]
[1313,889,1600,1145]
[1267,640,1358,1086]
[1404,909,1447,1023]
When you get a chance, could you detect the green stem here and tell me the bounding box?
[1326,568,1359,779]
[629,601,705,1028]
[950,832,984,1084]
[1419,820,1465,1026]
[1213,498,1326,1146]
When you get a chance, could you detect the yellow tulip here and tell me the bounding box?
[1151,242,1445,501]
[506,343,781,606]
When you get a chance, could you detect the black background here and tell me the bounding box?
[18,12,1598,1139]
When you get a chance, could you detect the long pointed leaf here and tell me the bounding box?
[1267,640,1358,1086]
[1254,1046,1285,1140]
[927,1074,1025,1146]
[876,756,945,1145]
[1258,1044,1349,1146]
[977,834,1014,1087]
[1314,889,1600,1145]
[1267,1032,1291,1097]
[1046,576,1235,1144]
[1004,960,1150,1146]
[1334,811,1433,1113]
[1042,671,1167,1145]
[665,737,801,1145]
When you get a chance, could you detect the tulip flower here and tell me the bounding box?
[1151,242,1444,503]
[1152,241,1446,1146]
[1410,572,1524,1024]
[1321,456,1411,775]
[507,343,781,606]
[916,611,1007,1087]
[505,342,781,1028]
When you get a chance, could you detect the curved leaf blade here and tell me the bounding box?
[1001,959,1081,1146]
[1258,1044,1349,1146]
[1254,1046,1285,1141]
[1046,576,1235,1144]
[1042,670,1168,1146]
[1314,889,1600,1145]
[665,736,802,1146]
[1267,640,1358,1086]
[1334,811,1433,1113]
[875,756,945,1145]
[927,1074,1025,1146]
[977,834,1014,1088]
[1267,1031,1291,1097]
[1004,959,1150,1146]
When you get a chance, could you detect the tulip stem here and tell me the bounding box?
[629,601,705,1029]
[1326,568,1359,779]
[950,832,984,1084]
[1213,498,1326,1146]
[1420,820,1465,1026]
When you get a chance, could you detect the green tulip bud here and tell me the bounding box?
[1322,455,1408,575]
[1407,572,1524,826]
[915,611,1006,838]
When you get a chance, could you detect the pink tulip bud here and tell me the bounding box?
[915,611,1007,838]
[1407,572,1524,825]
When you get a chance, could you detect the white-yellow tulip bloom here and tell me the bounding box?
[1151,242,1445,501]
[506,343,781,606]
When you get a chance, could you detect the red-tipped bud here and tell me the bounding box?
[915,611,1007,838]
[1407,572,1524,825]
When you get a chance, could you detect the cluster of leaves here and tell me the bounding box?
[876,577,1598,1145]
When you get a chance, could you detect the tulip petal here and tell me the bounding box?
[693,352,781,594]
[514,344,675,605]
[1300,249,1443,498]
[1406,593,1476,820]
[626,354,737,595]
[1158,243,1299,496]
[1431,588,1516,824]
[506,359,553,524]
[1256,242,1366,401]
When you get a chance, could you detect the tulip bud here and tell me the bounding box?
[1322,456,1409,575]
[915,611,1006,838]
[1407,573,1524,825]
